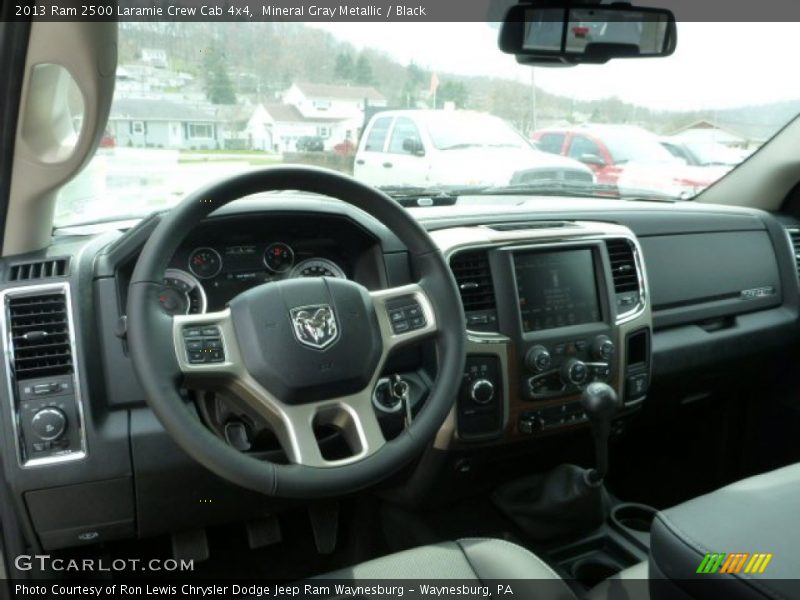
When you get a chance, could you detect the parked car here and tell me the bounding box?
[659,137,750,167]
[295,136,325,152]
[532,124,724,197]
[354,110,594,189]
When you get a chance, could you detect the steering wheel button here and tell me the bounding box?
[188,350,206,363]
[389,309,406,322]
[392,320,410,334]
[184,328,203,338]
[185,340,203,352]
[410,316,426,329]
[204,338,222,350]
[208,349,225,362]
[407,305,422,318]
[201,326,220,336]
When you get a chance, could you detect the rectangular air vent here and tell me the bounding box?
[9,258,69,282]
[605,239,639,294]
[786,228,800,279]
[8,292,73,380]
[450,250,496,312]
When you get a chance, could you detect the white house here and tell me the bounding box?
[280,82,387,150]
[216,104,273,151]
[108,98,221,150]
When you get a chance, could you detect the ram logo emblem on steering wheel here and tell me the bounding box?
[289,304,339,350]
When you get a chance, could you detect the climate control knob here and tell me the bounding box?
[525,345,552,372]
[561,358,589,386]
[470,379,495,404]
[31,408,67,441]
[592,335,615,361]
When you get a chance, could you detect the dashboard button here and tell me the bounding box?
[201,326,220,336]
[183,328,203,338]
[208,349,225,363]
[31,408,67,441]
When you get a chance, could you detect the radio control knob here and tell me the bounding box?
[525,345,552,372]
[31,408,67,441]
[562,358,589,386]
[592,335,615,361]
[470,379,495,404]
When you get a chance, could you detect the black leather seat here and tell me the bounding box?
[315,537,576,598]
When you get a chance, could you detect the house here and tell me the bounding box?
[670,119,749,148]
[216,104,273,151]
[280,82,387,150]
[263,103,357,152]
[108,98,221,150]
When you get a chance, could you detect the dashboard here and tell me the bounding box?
[0,195,799,553]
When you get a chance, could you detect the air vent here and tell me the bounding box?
[450,250,496,312]
[606,239,639,294]
[8,258,69,282]
[786,228,800,279]
[8,293,73,380]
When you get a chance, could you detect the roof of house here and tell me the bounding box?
[292,82,385,102]
[263,103,345,124]
[109,97,218,122]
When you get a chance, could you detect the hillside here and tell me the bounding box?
[117,22,795,141]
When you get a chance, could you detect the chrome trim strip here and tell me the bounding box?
[0,282,88,468]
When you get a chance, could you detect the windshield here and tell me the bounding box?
[425,114,530,150]
[600,130,678,164]
[55,22,799,226]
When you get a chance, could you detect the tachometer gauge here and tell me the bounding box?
[188,247,222,279]
[289,258,346,279]
[159,269,207,316]
[263,242,295,273]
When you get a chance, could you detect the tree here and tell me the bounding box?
[354,54,373,85]
[202,45,237,105]
[334,51,355,82]
[437,80,469,109]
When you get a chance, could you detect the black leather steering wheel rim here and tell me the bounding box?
[126,166,466,498]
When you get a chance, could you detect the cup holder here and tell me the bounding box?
[571,557,622,586]
[611,503,657,534]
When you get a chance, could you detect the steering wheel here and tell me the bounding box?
[126,167,466,498]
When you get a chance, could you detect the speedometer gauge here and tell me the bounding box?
[188,247,223,279]
[289,258,346,279]
[263,242,294,273]
[159,269,207,316]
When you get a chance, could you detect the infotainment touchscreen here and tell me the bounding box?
[515,249,601,332]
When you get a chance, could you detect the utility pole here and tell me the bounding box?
[530,67,537,134]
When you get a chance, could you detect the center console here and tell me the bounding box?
[432,221,653,446]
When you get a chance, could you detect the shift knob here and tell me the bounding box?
[580,382,621,485]
[581,381,621,423]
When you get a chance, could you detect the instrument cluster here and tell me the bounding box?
[158,241,348,316]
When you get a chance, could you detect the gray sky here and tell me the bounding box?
[311,22,800,111]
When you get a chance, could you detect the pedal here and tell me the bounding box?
[171,528,209,562]
[308,502,339,554]
[245,516,282,549]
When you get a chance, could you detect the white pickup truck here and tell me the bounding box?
[354,109,594,189]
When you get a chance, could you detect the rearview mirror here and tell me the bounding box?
[499,3,677,65]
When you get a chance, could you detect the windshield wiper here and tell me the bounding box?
[462,180,678,202]
[379,185,485,207]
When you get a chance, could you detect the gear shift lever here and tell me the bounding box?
[581,382,621,486]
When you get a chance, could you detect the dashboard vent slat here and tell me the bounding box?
[8,258,69,282]
[8,293,73,380]
[450,250,496,312]
[605,239,640,294]
[786,228,800,280]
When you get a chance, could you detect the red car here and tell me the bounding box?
[532,125,723,197]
